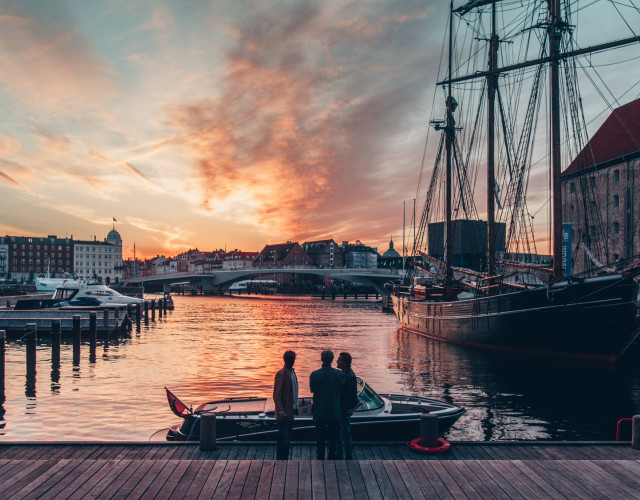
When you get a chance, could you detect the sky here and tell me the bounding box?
[0,0,638,259]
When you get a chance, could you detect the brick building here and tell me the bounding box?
[1,235,74,280]
[254,242,310,268]
[301,239,344,268]
[561,98,640,275]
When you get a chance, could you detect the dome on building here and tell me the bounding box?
[381,237,401,259]
[106,229,122,245]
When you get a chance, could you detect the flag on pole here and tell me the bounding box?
[113,217,117,222]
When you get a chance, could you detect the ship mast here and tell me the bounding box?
[486,2,498,281]
[444,0,455,294]
[549,0,563,281]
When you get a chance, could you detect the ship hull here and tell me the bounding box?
[392,274,638,361]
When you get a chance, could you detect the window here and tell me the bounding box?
[614,195,619,208]
[614,170,620,182]
[613,222,620,234]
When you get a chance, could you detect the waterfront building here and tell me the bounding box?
[74,228,123,283]
[378,237,402,270]
[0,239,7,277]
[205,250,226,270]
[175,248,205,272]
[561,98,640,274]
[254,242,310,268]
[222,250,259,270]
[2,234,74,281]
[341,241,378,268]
[301,239,344,268]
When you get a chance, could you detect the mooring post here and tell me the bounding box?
[200,412,217,451]
[103,309,109,328]
[89,312,97,363]
[331,290,335,300]
[51,320,61,369]
[151,299,156,321]
[25,323,37,374]
[144,301,149,323]
[72,315,81,365]
[355,292,358,300]
[376,292,379,300]
[5,300,9,309]
[127,304,133,321]
[135,303,141,330]
[0,330,5,403]
[420,413,440,449]
[633,415,640,451]
[344,291,347,299]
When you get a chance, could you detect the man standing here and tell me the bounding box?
[309,350,342,460]
[336,352,358,460]
[273,350,298,460]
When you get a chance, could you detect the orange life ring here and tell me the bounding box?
[408,437,451,454]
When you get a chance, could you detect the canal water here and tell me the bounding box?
[1,294,639,441]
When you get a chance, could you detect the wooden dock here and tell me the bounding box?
[0,441,638,498]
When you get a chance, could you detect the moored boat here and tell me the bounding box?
[165,378,465,441]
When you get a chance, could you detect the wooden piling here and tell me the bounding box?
[344,291,347,299]
[135,303,141,330]
[420,413,440,448]
[103,309,109,328]
[321,289,325,300]
[25,323,37,374]
[0,330,5,403]
[51,320,61,369]
[355,292,358,299]
[633,415,640,450]
[200,413,217,451]
[151,299,156,321]
[331,290,335,300]
[89,312,97,363]
[5,300,9,309]
[144,301,149,323]
[72,315,81,365]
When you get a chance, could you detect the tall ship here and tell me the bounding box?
[392,0,640,361]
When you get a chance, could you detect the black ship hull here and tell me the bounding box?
[392,274,638,361]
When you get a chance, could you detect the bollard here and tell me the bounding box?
[200,413,217,451]
[0,330,5,403]
[72,315,81,365]
[51,320,61,369]
[25,322,37,377]
[136,303,141,330]
[420,413,440,449]
[103,309,109,328]
[144,301,149,323]
[151,299,156,321]
[633,415,640,451]
[89,312,97,363]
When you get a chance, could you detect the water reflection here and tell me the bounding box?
[391,328,636,440]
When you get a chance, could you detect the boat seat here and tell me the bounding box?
[263,396,313,417]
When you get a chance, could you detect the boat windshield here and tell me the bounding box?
[355,377,384,411]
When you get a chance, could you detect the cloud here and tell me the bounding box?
[0,1,117,117]
[89,151,160,188]
[0,169,23,187]
[168,0,440,243]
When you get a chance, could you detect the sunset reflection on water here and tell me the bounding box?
[0,294,639,441]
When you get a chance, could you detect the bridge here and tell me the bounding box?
[124,267,401,295]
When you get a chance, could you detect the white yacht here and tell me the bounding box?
[52,281,144,307]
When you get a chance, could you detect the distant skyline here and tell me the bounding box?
[1,1,638,259]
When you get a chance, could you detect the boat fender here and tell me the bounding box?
[408,437,451,454]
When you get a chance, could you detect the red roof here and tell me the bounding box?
[563,98,640,176]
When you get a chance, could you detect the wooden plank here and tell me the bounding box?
[298,459,313,500]
[0,460,55,497]
[212,460,239,499]
[423,461,468,499]
[66,460,122,500]
[334,459,355,500]
[370,461,398,499]
[311,460,327,500]
[593,460,640,491]
[226,460,252,499]
[95,460,148,499]
[323,460,341,499]
[154,460,193,499]
[392,460,427,500]
[473,460,527,500]
[254,460,275,499]
[381,461,412,499]
[18,459,83,500]
[165,460,206,499]
[184,460,216,500]
[486,459,557,500]
[406,459,451,500]
[197,460,228,499]
[30,459,96,499]
[55,458,115,499]
[452,461,501,499]
[109,459,159,500]
[559,459,640,499]
[283,460,299,500]
[268,460,287,500]
[526,460,592,498]
[358,461,384,500]
[73,459,134,499]
[240,460,265,500]
[345,460,369,499]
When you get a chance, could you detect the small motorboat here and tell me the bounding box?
[165,378,465,441]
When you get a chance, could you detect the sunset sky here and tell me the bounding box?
[1,0,638,259]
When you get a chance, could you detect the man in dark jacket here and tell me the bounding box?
[336,352,358,460]
[309,350,342,460]
[273,350,298,460]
